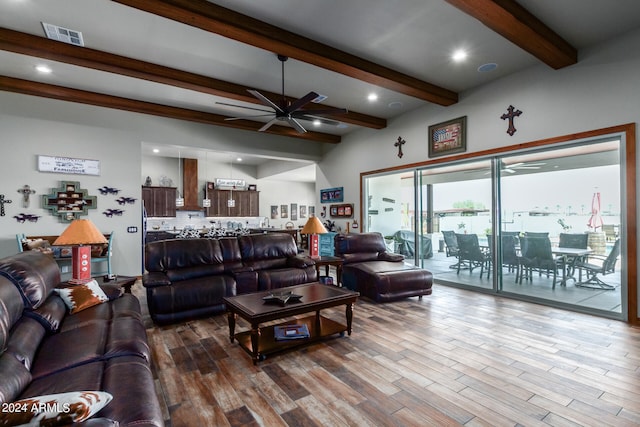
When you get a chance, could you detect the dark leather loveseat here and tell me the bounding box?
[0,251,163,427]
[335,232,433,302]
[143,233,317,324]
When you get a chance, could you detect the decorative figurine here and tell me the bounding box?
[98,186,121,195]
[17,185,36,208]
[145,176,152,186]
[115,196,136,205]
[13,213,40,223]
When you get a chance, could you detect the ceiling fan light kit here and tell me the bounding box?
[220,54,348,133]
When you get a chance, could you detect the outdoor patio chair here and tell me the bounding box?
[558,232,589,276]
[455,233,491,278]
[575,238,620,290]
[442,230,459,258]
[519,236,559,288]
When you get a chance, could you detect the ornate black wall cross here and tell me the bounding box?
[500,105,522,136]
[394,136,406,158]
[0,194,12,216]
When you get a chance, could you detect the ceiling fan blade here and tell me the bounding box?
[288,91,319,113]
[258,117,279,132]
[216,101,272,113]
[224,114,274,121]
[287,117,307,133]
[294,107,348,116]
[297,115,341,126]
[248,89,284,114]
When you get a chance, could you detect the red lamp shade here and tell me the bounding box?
[300,216,327,259]
[53,219,107,283]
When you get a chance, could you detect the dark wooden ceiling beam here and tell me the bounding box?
[0,28,384,130]
[112,0,459,106]
[445,0,577,69]
[0,76,341,144]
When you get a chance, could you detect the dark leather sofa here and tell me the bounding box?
[335,232,433,302]
[143,233,317,325]
[0,251,163,427]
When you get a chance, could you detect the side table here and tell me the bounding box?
[101,275,137,293]
[313,256,343,286]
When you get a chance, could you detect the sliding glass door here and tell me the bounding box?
[498,140,622,313]
[363,135,625,318]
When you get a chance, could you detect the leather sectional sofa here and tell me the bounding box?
[0,251,163,427]
[335,232,433,302]
[143,232,317,324]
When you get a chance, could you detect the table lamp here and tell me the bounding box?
[53,219,107,283]
[300,216,327,259]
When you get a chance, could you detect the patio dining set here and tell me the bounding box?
[442,231,620,290]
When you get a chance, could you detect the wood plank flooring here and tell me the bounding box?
[134,283,640,427]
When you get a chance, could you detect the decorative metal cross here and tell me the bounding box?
[394,136,406,158]
[0,194,12,216]
[17,184,36,208]
[500,105,522,136]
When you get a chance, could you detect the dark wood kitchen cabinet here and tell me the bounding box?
[142,186,177,217]
[205,188,259,217]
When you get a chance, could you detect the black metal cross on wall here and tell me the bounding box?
[395,136,406,158]
[0,194,12,216]
[500,105,522,136]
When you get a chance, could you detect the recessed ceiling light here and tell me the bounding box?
[478,63,498,72]
[367,93,378,102]
[152,148,159,153]
[236,157,242,162]
[35,64,52,74]
[313,119,321,127]
[452,49,468,62]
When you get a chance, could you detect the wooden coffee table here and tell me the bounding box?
[224,282,359,364]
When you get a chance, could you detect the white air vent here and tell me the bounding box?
[312,94,328,103]
[42,22,84,47]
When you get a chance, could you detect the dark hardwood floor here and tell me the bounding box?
[134,283,640,427]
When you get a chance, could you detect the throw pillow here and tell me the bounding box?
[54,280,108,314]
[0,390,112,426]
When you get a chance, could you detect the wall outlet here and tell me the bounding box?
[127,226,138,233]
[61,265,70,273]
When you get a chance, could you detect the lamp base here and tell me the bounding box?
[72,245,92,282]
[309,234,320,258]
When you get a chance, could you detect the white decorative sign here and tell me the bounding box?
[38,155,101,176]
[215,178,246,189]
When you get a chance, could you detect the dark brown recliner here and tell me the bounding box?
[334,232,433,302]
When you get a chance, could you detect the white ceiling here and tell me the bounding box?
[2,0,640,180]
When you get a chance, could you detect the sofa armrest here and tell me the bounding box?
[287,256,316,268]
[142,271,171,288]
[378,252,404,262]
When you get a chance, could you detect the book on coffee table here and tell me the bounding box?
[262,291,302,306]
[274,324,310,341]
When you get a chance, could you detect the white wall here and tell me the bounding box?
[0,92,324,275]
[318,28,640,317]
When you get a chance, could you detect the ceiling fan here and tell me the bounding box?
[217,54,348,133]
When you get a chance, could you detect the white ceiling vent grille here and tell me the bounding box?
[41,22,84,47]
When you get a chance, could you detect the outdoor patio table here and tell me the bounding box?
[552,247,593,286]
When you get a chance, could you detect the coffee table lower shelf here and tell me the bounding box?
[234,315,347,362]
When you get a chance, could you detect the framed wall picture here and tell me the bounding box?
[290,203,298,221]
[280,204,288,218]
[428,116,467,158]
[329,203,354,218]
[299,205,307,219]
[270,205,278,219]
[320,187,343,203]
